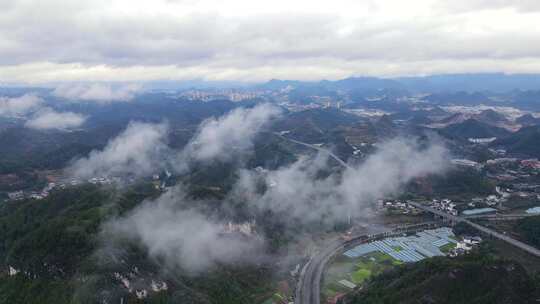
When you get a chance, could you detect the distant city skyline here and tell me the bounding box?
[2,0,540,83]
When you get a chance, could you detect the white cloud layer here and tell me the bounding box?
[70,122,169,178]
[25,108,86,130]
[53,83,141,102]
[2,0,540,82]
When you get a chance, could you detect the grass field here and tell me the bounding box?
[440,242,457,253]
[351,268,371,283]
[260,291,288,304]
[322,251,404,301]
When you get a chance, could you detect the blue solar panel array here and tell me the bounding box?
[343,227,456,263]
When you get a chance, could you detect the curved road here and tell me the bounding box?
[296,235,378,304]
[297,239,345,304]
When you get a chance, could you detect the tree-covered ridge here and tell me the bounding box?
[517,216,540,248]
[0,184,165,277]
[339,252,539,304]
[0,184,277,304]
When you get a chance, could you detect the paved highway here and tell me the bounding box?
[464,213,538,220]
[297,239,345,304]
[408,202,540,257]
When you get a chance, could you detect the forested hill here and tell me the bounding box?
[0,184,275,304]
[339,253,540,304]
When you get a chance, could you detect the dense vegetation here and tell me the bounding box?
[0,183,160,272]
[495,125,540,158]
[0,98,247,176]
[517,216,540,248]
[408,168,494,198]
[440,119,510,140]
[340,252,539,304]
[2,90,540,303]
[0,184,277,304]
[271,108,361,143]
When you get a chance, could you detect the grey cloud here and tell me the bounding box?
[338,139,448,210]
[104,187,264,272]
[2,1,540,82]
[25,108,86,130]
[438,0,540,13]
[95,105,282,272]
[53,83,141,103]
[69,122,169,179]
[179,103,281,167]
[68,104,277,180]
[101,138,448,274]
[231,138,449,226]
[231,153,341,224]
[0,93,87,130]
[4,11,536,65]
[96,121,448,273]
[0,94,43,117]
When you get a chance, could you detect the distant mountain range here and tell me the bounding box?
[5,73,540,93]
[258,73,540,93]
[251,74,540,111]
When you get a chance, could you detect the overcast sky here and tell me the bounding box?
[1,0,540,83]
